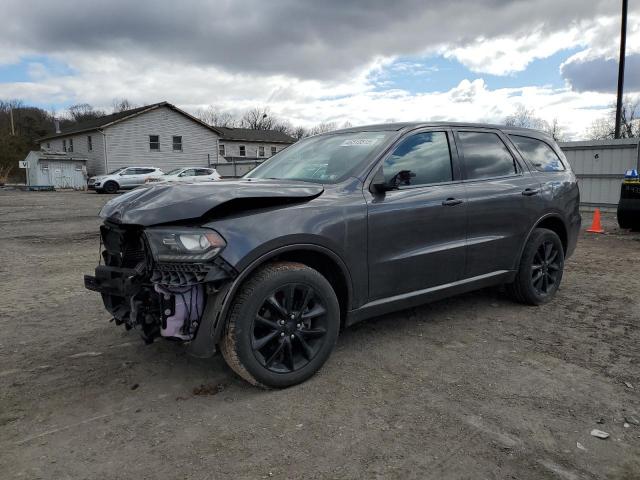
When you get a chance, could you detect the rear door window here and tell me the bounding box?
[509,135,566,172]
[457,131,517,180]
[383,131,453,187]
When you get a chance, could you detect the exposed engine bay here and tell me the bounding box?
[84,221,235,344]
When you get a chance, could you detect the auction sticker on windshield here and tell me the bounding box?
[340,138,379,146]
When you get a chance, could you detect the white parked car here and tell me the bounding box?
[145,167,222,184]
[88,167,164,193]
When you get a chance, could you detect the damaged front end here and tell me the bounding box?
[84,221,236,348]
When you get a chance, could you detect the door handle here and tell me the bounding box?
[522,188,540,196]
[442,198,463,206]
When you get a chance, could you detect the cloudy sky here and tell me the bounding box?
[1,0,639,138]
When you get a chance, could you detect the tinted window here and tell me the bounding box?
[383,132,452,187]
[509,135,565,172]
[195,169,212,176]
[181,169,196,176]
[458,131,517,180]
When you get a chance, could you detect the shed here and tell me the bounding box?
[559,139,640,211]
[23,151,88,190]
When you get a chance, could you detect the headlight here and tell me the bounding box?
[145,228,226,262]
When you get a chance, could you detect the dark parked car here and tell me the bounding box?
[85,123,581,388]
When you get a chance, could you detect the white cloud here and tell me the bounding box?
[441,27,587,76]
[0,52,612,139]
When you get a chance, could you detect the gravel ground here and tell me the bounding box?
[0,190,638,480]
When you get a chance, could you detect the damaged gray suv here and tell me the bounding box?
[85,123,580,388]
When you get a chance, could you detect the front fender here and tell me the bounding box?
[187,243,354,358]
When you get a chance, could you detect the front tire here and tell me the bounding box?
[220,262,340,388]
[103,181,118,194]
[507,228,564,305]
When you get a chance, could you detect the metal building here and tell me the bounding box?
[559,139,640,211]
[23,151,88,190]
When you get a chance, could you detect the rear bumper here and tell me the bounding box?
[566,211,581,259]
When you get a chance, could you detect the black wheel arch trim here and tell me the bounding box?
[187,243,353,359]
[516,213,569,268]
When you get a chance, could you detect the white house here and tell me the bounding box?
[38,102,295,176]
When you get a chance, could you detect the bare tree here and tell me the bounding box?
[112,98,135,113]
[241,106,274,130]
[586,96,639,140]
[308,122,338,136]
[292,126,308,140]
[195,105,239,127]
[544,118,565,142]
[504,104,548,130]
[67,103,105,123]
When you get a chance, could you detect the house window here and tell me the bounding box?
[219,144,225,156]
[62,139,67,152]
[68,138,74,152]
[46,142,51,149]
[239,145,246,157]
[172,136,182,151]
[149,135,160,151]
[87,136,93,152]
[259,145,265,157]
[271,146,277,155]
[40,162,49,171]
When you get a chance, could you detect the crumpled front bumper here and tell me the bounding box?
[84,221,238,355]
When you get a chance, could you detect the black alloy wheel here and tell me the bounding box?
[530,240,562,296]
[220,262,340,388]
[251,284,328,373]
[507,228,564,305]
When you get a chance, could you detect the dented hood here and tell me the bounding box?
[99,179,324,226]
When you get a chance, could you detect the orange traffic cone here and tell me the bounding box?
[586,208,604,233]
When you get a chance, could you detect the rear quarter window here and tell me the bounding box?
[509,135,566,172]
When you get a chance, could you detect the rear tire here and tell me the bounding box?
[103,181,118,194]
[617,209,631,229]
[220,262,340,389]
[507,228,564,305]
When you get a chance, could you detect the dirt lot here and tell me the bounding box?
[0,190,638,479]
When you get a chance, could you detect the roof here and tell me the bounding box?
[332,121,553,137]
[559,138,640,149]
[38,102,223,141]
[216,127,295,144]
[27,151,87,162]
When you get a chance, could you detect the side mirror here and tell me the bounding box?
[370,167,388,194]
[370,168,416,193]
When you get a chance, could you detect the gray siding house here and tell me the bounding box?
[216,127,296,162]
[38,102,295,176]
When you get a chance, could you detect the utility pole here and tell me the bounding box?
[9,107,15,136]
[614,0,628,139]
